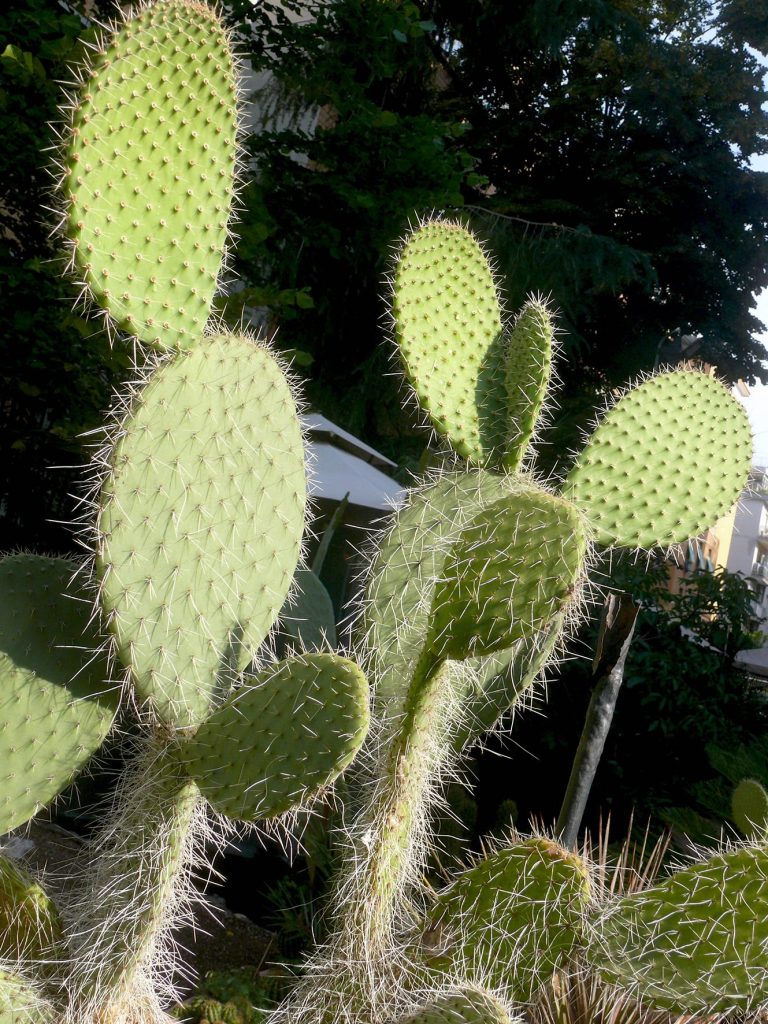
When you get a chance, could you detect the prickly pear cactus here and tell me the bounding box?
[586,844,768,1014]
[397,987,515,1024]
[422,838,590,1001]
[0,4,371,1024]
[732,778,768,837]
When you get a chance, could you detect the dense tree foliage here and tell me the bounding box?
[226,0,768,457]
[0,0,126,549]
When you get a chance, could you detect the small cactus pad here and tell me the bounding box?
[0,970,49,1024]
[503,298,554,470]
[428,489,588,661]
[0,554,117,835]
[97,333,306,728]
[424,838,590,1001]
[63,0,238,350]
[0,856,62,962]
[392,221,507,465]
[732,778,768,836]
[398,987,513,1024]
[279,569,337,651]
[180,653,369,820]
[562,369,752,548]
[452,615,564,751]
[586,844,768,1013]
[362,469,514,713]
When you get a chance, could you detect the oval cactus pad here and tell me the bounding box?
[587,845,768,1013]
[0,969,49,1024]
[563,369,752,548]
[0,555,116,835]
[97,333,306,728]
[63,0,238,350]
[181,653,369,821]
[428,488,588,661]
[399,988,513,1024]
[393,221,506,464]
[425,838,590,1001]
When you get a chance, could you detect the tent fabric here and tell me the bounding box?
[307,441,404,510]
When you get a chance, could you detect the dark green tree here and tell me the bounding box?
[0,0,127,550]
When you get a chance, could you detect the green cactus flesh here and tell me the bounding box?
[427,491,587,662]
[424,838,590,1002]
[392,221,506,465]
[0,970,50,1024]
[0,856,62,963]
[97,333,306,728]
[280,568,337,652]
[586,844,768,1013]
[732,778,768,836]
[398,987,513,1024]
[66,742,200,1013]
[503,298,554,471]
[180,653,369,821]
[63,0,238,350]
[562,369,752,548]
[362,469,518,713]
[452,615,564,750]
[0,554,117,835]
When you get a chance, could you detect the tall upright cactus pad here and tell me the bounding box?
[423,838,590,1001]
[97,333,306,728]
[180,653,369,820]
[503,299,554,470]
[0,555,117,834]
[62,0,238,350]
[0,857,62,964]
[392,221,507,465]
[586,845,768,1013]
[428,490,587,661]
[398,987,515,1024]
[562,370,752,548]
[361,469,514,713]
[732,778,768,836]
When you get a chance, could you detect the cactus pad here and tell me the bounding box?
[399,988,513,1024]
[732,778,768,836]
[428,490,588,661]
[280,569,337,652]
[586,844,768,1013]
[181,653,369,820]
[63,0,238,350]
[424,837,590,1001]
[563,369,752,548]
[0,970,49,1024]
[0,857,62,963]
[362,469,513,712]
[97,333,306,728]
[392,221,507,465]
[0,554,117,835]
[503,298,554,470]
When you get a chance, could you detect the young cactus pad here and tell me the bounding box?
[398,987,514,1024]
[562,369,752,548]
[179,653,369,820]
[0,969,50,1024]
[0,857,62,963]
[62,0,238,350]
[0,554,117,834]
[423,838,590,1002]
[97,333,306,728]
[392,221,507,465]
[732,778,768,837]
[586,844,768,1013]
